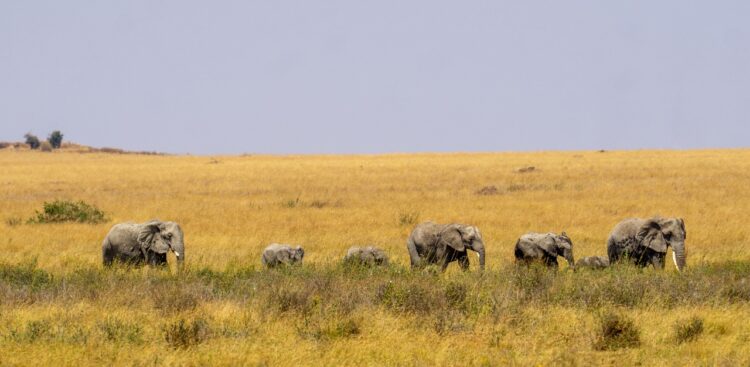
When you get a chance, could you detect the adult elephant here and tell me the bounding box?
[607,217,686,271]
[407,222,485,271]
[102,220,185,267]
[514,232,574,269]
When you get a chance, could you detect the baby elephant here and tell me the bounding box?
[576,256,610,270]
[514,232,574,269]
[261,244,305,268]
[343,246,389,267]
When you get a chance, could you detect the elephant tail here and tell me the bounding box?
[407,236,421,268]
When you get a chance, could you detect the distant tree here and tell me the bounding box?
[24,133,40,149]
[48,130,63,149]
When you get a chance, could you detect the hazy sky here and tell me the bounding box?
[1,1,749,154]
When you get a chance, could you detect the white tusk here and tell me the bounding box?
[672,251,678,270]
[476,252,480,259]
[174,252,180,257]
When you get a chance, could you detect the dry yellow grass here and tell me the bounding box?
[1,148,750,366]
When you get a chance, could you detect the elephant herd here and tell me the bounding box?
[100,217,687,272]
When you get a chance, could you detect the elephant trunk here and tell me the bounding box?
[563,248,575,270]
[672,241,686,271]
[172,240,185,269]
[472,240,485,270]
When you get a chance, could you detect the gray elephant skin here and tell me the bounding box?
[102,220,185,267]
[607,217,686,271]
[514,232,574,269]
[343,246,389,266]
[576,256,610,270]
[262,244,305,268]
[407,222,485,271]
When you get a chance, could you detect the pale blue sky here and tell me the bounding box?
[1,1,749,154]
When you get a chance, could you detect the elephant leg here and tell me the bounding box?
[457,252,469,271]
[606,238,619,264]
[440,249,455,272]
[407,238,422,268]
[544,255,559,269]
[651,253,665,269]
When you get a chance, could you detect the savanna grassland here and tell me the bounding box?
[2,149,750,366]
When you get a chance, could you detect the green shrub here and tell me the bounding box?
[592,312,640,351]
[97,317,143,344]
[28,200,107,224]
[0,259,52,289]
[7,320,52,342]
[163,318,210,349]
[24,133,40,149]
[47,130,63,148]
[674,316,704,344]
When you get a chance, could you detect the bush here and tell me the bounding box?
[97,317,143,344]
[5,217,22,227]
[0,259,52,289]
[47,130,63,148]
[24,133,40,149]
[674,316,704,344]
[398,211,420,226]
[151,284,199,314]
[163,318,210,349]
[296,315,361,341]
[39,141,53,152]
[28,200,107,224]
[592,312,640,350]
[282,197,301,208]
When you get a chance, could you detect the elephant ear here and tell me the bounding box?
[557,232,572,250]
[538,235,559,257]
[678,218,686,239]
[441,225,466,252]
[636,219,667,253]
[137,220,164,250]
[458,225,481,242]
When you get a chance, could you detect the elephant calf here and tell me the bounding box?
[576,256,610,270]
[343,246,389,267]
[102,220,185,267]
[261,244,305,268]
[407,221,485,271]
[514,232,574,269]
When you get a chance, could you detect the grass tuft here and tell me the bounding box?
[592,311,641,351]
[163,318,210,349]
[674,316,704,344]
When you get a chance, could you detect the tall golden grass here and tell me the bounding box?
[1,149,750,365]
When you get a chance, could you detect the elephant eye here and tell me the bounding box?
[664,233,672,240]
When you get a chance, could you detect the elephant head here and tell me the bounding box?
[540,232,575,268]
[443,224,485,270]
[636,217,686,271]
[290,246,305,263]
[137,220,185,267]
